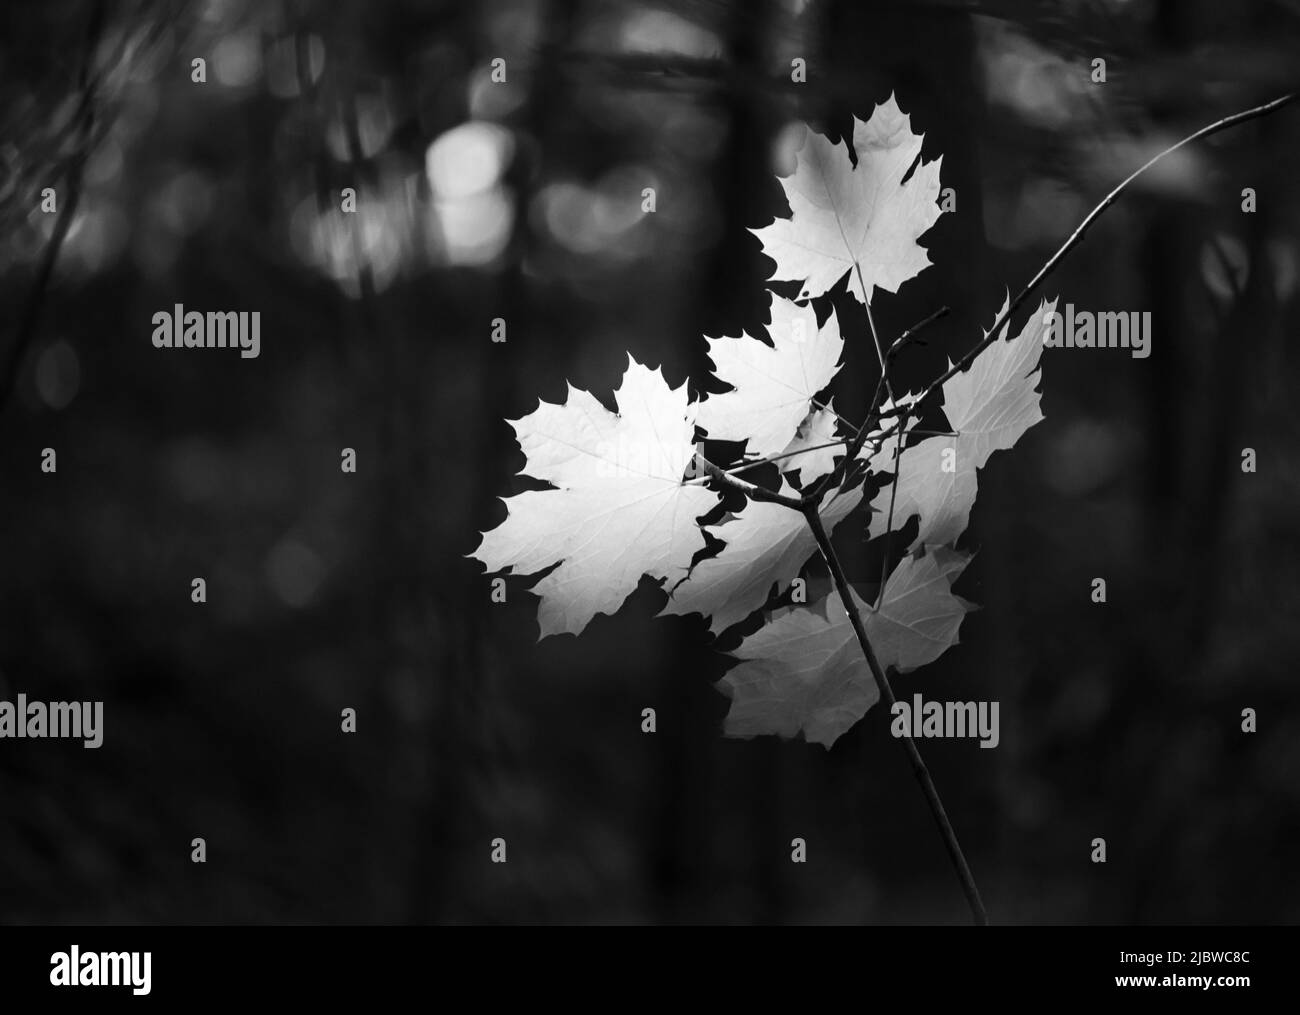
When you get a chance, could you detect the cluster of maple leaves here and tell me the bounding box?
[474,95,1054,748]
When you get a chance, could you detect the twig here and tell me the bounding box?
[888,305,949,361]
[874,91,1298,426]
[695,454,804,508]
[801,305,950,506]
[708,438,852,479]
[875,409,912,608]
[802,501,988,926]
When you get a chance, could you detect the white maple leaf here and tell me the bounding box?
[864,547,976,672]
[779,402,842,481]
[869,297,1055,550]
[660,480,862,635]
[695,294,844,458]
[472,355,720,638]
[752,93,944,304]
[718,548,973,747]
[940,297,1054,463]
[868,436,977,549]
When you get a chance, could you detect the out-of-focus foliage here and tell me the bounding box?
[1,0,1298,924]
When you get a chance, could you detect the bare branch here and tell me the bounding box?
[802,501,988,926]
[874,91,1298,426]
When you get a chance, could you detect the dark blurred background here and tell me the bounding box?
[1,0,1298,925]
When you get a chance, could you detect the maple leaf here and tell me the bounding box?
[752,93,944,304]
[718,548,973,747]
[864,547,977,672]
[869,436,978,550]
[779,402,842,482]
[660,480,862,636]
[695,294,844,459]
[471,355,720,638]
[869,297,1055,550]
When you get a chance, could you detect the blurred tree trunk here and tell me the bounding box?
[408,1,495,924]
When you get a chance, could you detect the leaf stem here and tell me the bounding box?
[811,398,861,437]
[802,502,989,926]
[855,262,894,403]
